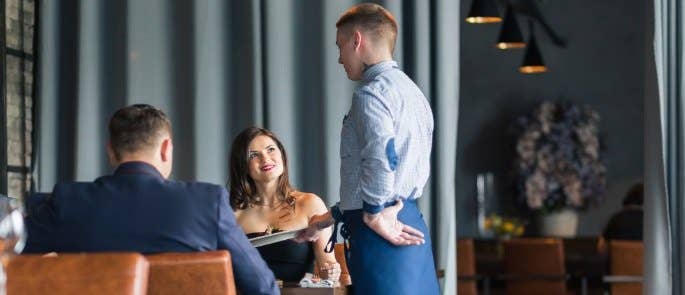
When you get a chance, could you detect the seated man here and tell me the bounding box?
[24,104,279,295]
[603,183,644,241]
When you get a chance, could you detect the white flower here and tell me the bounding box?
[515,101,606,211]
[526,170,547,209]
[561,174,583,207]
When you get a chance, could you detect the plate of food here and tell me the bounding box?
[249,227,306,247]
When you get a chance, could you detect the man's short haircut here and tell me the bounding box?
[623,183,644,206]
[336,3,398,51]
[108,104,172,160]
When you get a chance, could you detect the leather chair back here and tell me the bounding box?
[504,238,566,295]
[609,240,643,295]
[146,250,236,295]
[7,252,148,295]
[334,243,351,286]
[457,239,477,295]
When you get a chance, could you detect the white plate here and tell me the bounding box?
[249,228,306,247]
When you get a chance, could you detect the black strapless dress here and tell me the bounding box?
[247,232,315,282]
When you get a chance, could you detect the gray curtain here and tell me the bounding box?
[35,0,458,293]
[648,0,683,294]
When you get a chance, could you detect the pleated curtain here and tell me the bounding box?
[35,0,459,293]
[647,0,685,293]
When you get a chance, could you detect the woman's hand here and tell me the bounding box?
[318,261,341,282]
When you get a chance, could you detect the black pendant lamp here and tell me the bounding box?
[496,4,525,49]
[519,21,547,74]
[465,0,502,24]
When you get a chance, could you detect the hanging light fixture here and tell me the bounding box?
[496,4,525,49]
[465,0,502,24]
[519,21,547,74]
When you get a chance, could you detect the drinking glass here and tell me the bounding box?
[0,196,27,295]
[476,172,495,237]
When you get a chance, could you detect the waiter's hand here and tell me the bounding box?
[363,200,425,246]
[294,211,335,243]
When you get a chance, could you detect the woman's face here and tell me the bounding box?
[247,135,285,184]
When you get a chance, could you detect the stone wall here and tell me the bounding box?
[5,0,34,198]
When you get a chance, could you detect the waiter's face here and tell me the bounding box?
[336,28,363,81]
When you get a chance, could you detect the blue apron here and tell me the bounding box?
[339,200,440,295]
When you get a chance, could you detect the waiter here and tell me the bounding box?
[296,3,439,294]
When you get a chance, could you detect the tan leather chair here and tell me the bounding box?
[608,240,643,295]
[314,243,351,286]
[146,250,236,295]
[7,252,149,295]
[503,238,569,295]
[457,239,478,295]
[334,243,351,286]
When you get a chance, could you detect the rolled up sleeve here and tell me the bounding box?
[352,86,396,213]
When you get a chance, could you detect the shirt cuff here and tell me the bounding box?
[363,200,397,214]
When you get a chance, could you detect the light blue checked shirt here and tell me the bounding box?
[339,60,434,212]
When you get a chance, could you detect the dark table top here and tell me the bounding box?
[280,282,349,295]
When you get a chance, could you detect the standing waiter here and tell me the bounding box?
[296,3,439,294]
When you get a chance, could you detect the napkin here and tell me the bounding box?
[298,273,335,288]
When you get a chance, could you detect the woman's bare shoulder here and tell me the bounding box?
[291,191,327,216]
[291,191,322,204]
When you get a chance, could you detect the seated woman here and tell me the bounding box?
[229,126,340,282]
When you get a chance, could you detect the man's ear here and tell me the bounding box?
[353,30,363,51]
[105,141,117,167]
[160,138,172,162]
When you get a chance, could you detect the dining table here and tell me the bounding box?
[280,282,349,295]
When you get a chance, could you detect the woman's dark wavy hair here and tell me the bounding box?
[228,126,294,210]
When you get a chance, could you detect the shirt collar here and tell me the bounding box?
[362,60,398,82]
[113,161,164,179]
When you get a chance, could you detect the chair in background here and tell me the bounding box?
[334,244,351,286]
[563,236,607,258]
[607,240,643,295]
[457,239,478,295]
[145,250,236,295]
[7,252,149,295]
[503,238,569,295]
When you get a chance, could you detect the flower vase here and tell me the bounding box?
[539,208,578,237]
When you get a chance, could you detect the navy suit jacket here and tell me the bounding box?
[24,161,279,295]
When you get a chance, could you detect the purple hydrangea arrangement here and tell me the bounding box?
[514,101,607,213]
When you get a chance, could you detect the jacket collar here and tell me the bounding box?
[113,161,164,179]
[362,60,398,83]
